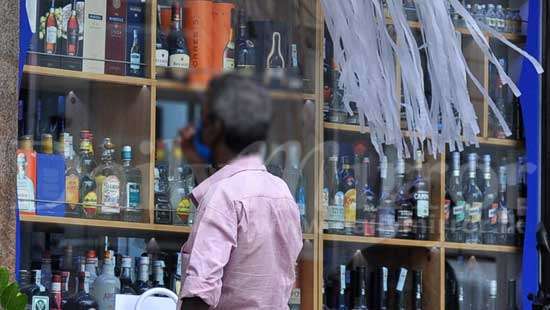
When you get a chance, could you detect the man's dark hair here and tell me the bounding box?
[205,74,272,154]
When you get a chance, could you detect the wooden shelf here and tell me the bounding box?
[23,65,153,87]
[443,241,520,253]
[303,233,315,240]
[322,234,439,248]
[19,215,192,234]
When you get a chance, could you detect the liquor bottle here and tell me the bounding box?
[235,9,256,75]
[516,156,527,246]
[49,274,62,310]
[413,270,422,310]
[170,167,193,226]
[464,153,482,244]
[92,138,125,221]
[487,280,497,310]
[155,142,172,225]
[395,268,408,310]
[327,156,344,234]
[152,260,166,288]
[167,0,190,80]
[79,139,97,218]
[93,253,121,310]
[26,270,50,310]
[121,146,143,222]
[411,150,430,240]
[17,153,36,214]
[353,266,367,310]
[338,265,347,310]
[63,133,80,217]
[507,279,518,310]
[134,256,151,294]
[288,43,303,89]
[84,250,99,294]
[41,133,54,154]
[378,267,389,310]
[341,156,357,235]
[377,156,396,238]
[156,6,169,78]
[120,256,136,295]
[481,155,498,245]
[446,152,465,243]
[66,0,79,56]
[223,28,235,72]
[41,255,53,291]
[265,32,286,84]
[395,158,413,239]
[129,29,141,76]
[45,0,58,54]
[283,142,307,231]
[457,284,465,310]
[358,157,377,237]
[60,271,72,309]
[495,164,511,245]
[171,253,182,294]
[75,271,99,310]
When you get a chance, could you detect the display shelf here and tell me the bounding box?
[322,234,439,248]
[303,233,315,240]
[19,215,192,234]
[443,241,521,253]
[23,65,153,87]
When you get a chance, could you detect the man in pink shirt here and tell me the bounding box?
[178,74,303,309]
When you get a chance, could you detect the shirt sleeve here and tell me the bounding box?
[180,199,238,308]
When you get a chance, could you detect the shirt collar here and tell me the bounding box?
[191,154,267,203]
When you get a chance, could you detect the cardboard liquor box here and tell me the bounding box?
[126,0,145,77]
[105,0,128,75]
[36,153,65,217]
[83,0,107,74]
[16,149,37,215]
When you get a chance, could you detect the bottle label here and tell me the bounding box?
[517,197,526,216]
[126,182,140,209]
[169,53,190,69]
[67,28,78,55]
[343,189,356,230]
[498,208,509,225]
[66,174,79,210]
[83,191,98,217]
[102,176,120,213]
[46,26,57,44]
[328,192,344,230]
[17,177,35,213]
[396,268,408,292]
[414,191,430,218]
[469,202,482,223]
[32,296,50,310]
[453,201,465,222]
[397,208,413,234]
[488,203,498,224]
[176,196,192,221]
[289,288,301,305]
[322,188,329,230]
[156,49,169,67]
[378,207,395,237]
[223,57,235,71]
[130,53,140,70]
[382,268,388,292]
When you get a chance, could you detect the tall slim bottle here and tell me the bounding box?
[464,153,482,244]
[134,256,151,294]
[395,158,413,239]
[395,268,408,310]
[45,0,58,54]
[327,156,344,234]
[63,133,80,217]
[411,150,430,240]
[516,156,527,246]
[167,0,190,80]
[496,164,511,245]
[353,266,368,310]
[378,267,389,310]
[338,265,347,310]
[413,270,422,310]
[481,155,498,245]
[487,280,497,310]
[122,146,143,222]
[79,139,97,218]
[358,157,377,236]
[236,9,256,75]
[66,0,79,56]
[341,156,357,235]
[446,152,466,242]
[50,274,62,310]
[119,256,136,295]
[129,29,141,76]
[507,279,518,310]
[377,156,396,238]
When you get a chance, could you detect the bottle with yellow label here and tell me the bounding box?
[79,139,97,219]
[92,138,125,221]
[340,156,357,235]
[170,167,192,226]
[61,133,80,218]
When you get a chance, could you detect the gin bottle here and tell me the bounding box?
[464,154,483,244]
[121,146,143,222]
[482,155,498,245]
[446,152,466,242]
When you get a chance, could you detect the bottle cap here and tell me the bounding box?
[122,145,132,160]
[41,133,53,154]
[19,135,34,152]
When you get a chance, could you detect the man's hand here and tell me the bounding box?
[180,297,209,310]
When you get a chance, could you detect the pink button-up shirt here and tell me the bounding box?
[178,155,303,309]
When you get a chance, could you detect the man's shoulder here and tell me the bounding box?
[208,169,293,201]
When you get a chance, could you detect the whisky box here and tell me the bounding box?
[83,0,107,74]
[126,0,145,77]
[36,153,65,217]
[105,0,127,75]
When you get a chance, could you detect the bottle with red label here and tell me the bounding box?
[44,0,58,54]
[50,274,62,310]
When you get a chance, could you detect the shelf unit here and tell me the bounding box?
[17,1,527,309]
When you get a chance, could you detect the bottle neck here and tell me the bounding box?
[121,267,132,280]
[123,159,131,167]
[85,263,96,275]
[139,265,149,282]
[102,263,115,276]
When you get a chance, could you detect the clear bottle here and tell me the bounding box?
[327,156,345,234]
[235,9,257,75]
[377,156,396,239]
[119,256,136,295]
[93,254,121,310]
[358,157,377,237]
[134,256,151,295]
[152,260,166,289]
[395,157,413,239]
[487,280,498,310]
[170,167,193,226]
[92,138,125,221]
[496,164,511,245]
[464,153,482,244]
[63,133,81,218]
[495,5,506,32]
[411,151,430,240]
[340,156,357,235]
[481,155,498,245]
[121,146,143,222]
[84,250,99,295]
[79,139,97,218]
[283,142,307,231]
[129,29,141,76]
[446,152,466,243]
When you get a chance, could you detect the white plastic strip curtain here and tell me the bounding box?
[321,0,405,156]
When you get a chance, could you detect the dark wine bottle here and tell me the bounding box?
[378,267,389,310]
[167,0,190,80]
[353,266,368,310]
[235,9,256,75]
[395,268,408,310]
[516,156,527,246]
[507,279,518,310]
[395,158,413,239]
[120,256,136,295]
[413,270,422,310]
[411,150,430,240]
[338,265,348,310]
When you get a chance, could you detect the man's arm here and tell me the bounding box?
[180,297,209,310]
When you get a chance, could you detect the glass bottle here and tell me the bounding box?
[152,260,166,289]
[16,153,35,214]
[44,0,58,54]
[60,271,72,309]
[93,255,121,310]
[358,157,377,237]
[25,270,50,309]
[377,156,396,238]
[496,164,511,245]
[265,32,285,84]
[92,138,125,221]
[513,10,522,34]
[446,152,466,243]
[79,139,97,218]
[170,167,191,226]
[327,156,344,234]
[129,29,141,75]
[464,153,482,244]
[516,156,527,246]
[223,28,235,72]
[155,142,172,225]
[66,0,79,56]
[507,279,518,310]
[75,271,99,310]
[167,0,190,80]
[395,157,413,239]
[411,151,430,240]
[413,270,422,310]
[84,250,98,295]
[41,133,54,155]
[283,142,307,231]
[41,255,53,291]
[171,253,182,294]
[156,7,169,78]
[353,266,367,310]
[50,274,62,310]
[134,256,151,295]
[341,156,357,235]
[496,5,506,32]
[235,9,256,75]
[395,268,408,310]
[378,267,389,310]
[120,256,136,295]
[338,265,347,310]
[487,280,497,310]
[481,155,498,245]
[63,133,80,218]
[122,146,143,222]
[485,4,497,29]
